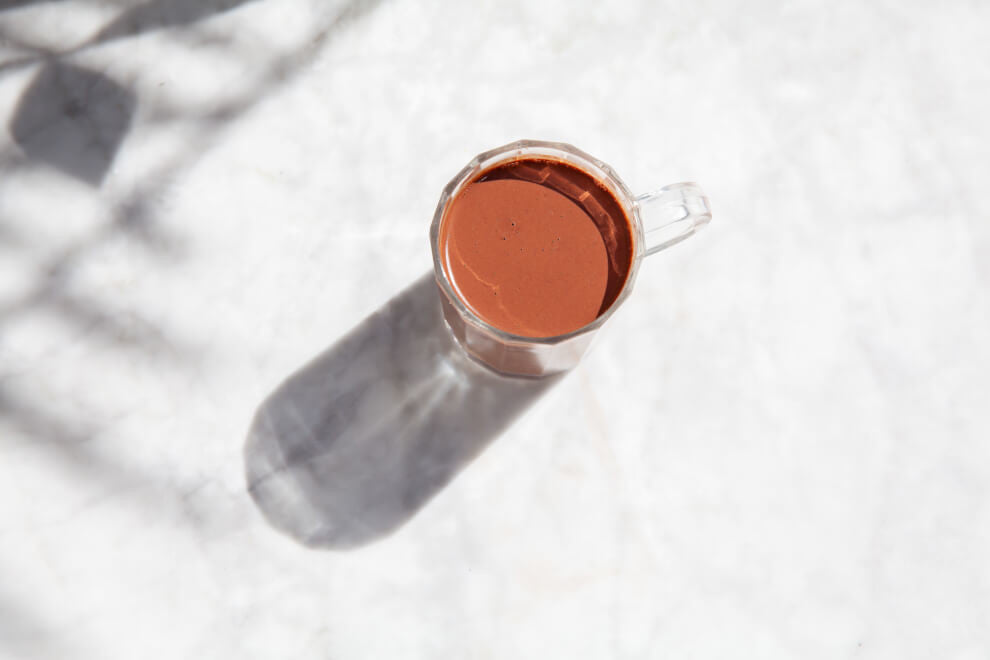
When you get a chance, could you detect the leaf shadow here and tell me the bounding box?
[8,60,136,186]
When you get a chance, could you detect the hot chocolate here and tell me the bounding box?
[439,157,634,337]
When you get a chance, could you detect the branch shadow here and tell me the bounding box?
[0,0,392,650]
[0,0,64,10]
[0,0,389,440]
[87,0,260,45]
[245,273,561,550]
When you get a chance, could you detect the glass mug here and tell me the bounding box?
[430,139,711,377]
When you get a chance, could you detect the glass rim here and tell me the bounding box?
[429,139,644,346]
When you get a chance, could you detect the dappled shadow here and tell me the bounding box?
[0,0,389,649]
[88,0,261,45]
[0,0,64,10]
[1,0,388,442]
[245,274,561,549]
[0,591,71,660]
[0,0,385,78]
[10,61,136,186]
[0,384,96,446]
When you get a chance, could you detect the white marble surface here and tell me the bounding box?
[2,0,989,657]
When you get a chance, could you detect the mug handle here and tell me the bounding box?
[635,182,712,256]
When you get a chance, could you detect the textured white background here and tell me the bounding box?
[1,0,989,658]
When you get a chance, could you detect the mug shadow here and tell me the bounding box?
[244,273,561,550]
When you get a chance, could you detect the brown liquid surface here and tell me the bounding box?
[439,158,634,337]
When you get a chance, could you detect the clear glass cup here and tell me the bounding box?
[430,139,711,378]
